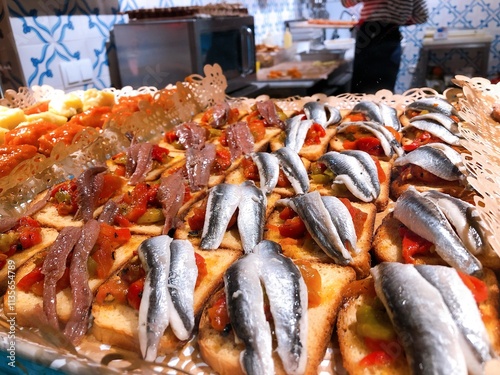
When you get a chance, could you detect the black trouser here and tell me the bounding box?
[351,22,402,94]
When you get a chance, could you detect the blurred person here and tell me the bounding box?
[341,0,428,93]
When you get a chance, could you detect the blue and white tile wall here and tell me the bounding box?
[2,0,499,93]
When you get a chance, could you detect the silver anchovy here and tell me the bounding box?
[351,100,384,123]
[410,113,460,135]
[200,183,241,250]
[372,262,468,375]
[424,142,467,175]
[289,191,352,264]
[393,144,466,183]
[137,235,172,361]
[379,102,401,131]
[404,119,461,146]
[416,264,495,374]
[255,240,308,375]
[393,187,483,276]
[342,150,381,198]
[251,152,280,195]
[406,96,460,118]
[238,181,267,254]
[303,101,341,128]
[321,196,359,254]
[274,147,310,195]
[423,190,490,255]
[285,115,314,153]
[167,239,198,341]
[224,253,274,374]
[319,151,378,202]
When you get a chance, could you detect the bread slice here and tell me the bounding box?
[264,202,376,279]
[0,227,58,294]
[337,269,500,374]
[389,166,476,203]
[91,248,241,356]
[9,234,147,327]
[372,212,500,271]
[269,127,337,161]
[310,159,393,212]
[174,192,281,252]
[198,261,356,375]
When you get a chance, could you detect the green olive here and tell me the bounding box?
[136,208,165,225]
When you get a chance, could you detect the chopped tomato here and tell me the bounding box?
[95,277,128,305]
[120,260,145,285]
[164,130,179,144]
[195,252,207,287]
[242,157,259,181]
[121,183,160,223]
[208,292,231,332]
[295,260,322,307]
[400,164,445,184]
[211,147,231,175]
[188,201,207,231]
[247,119,266,142]
[51,179,79,216]
[279,216,306,239]
[344,113,366,122]
[276,170,291,187]
[403,130,441,151]
[457,271,488,303]
[17,266,44,293]
[14,217,42,250]
[398,226,433,263]
[219,130,228,147]
[359,350,393,367]
[151,144,170,163]
[228,108,240,124]
[304,123,326,145]
[279,206,297,221]
[91,224,131,279]
[127,277,145,310]
[371,156,386,183]
[339,198,367,238]
[98,174,124,205]
[355,137,384,156]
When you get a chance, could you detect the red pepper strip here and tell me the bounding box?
[457,271,488,303]
[398,226,433,264]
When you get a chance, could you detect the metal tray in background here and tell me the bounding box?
[299,50,345,62]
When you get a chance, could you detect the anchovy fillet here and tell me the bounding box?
[393,145,465,182]
[379,102,401,131]
[255,240,308,375]
[167,239,198,341]
[351,101,383,123]
[423,190,489,255]
[238,181,267,254]
[407,96,459,118]
[393,187,483,276]
[137,235,172,361]
[319,151,378,202]
[416,264,495,373]
[410,113,459,135]
[303,101,341,128]
[285,115,313,153]
[372,262,468,375]
[224,254,274,374]
[321,196,359,254]
[251,152,280,195]
[290,191,352,264]
[405,119,461,146]
[274,147,310,195]
[200,183,241,250]
[425,142,467,175]
[342,150,381,198]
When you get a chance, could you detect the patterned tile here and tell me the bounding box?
[1,0,499,93]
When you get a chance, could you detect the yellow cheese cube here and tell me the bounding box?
[82,89,115,111]
[0,106,27,130]
[48,93,83,118]
[25,112,68,126]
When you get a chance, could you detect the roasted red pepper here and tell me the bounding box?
[398,226,433,263]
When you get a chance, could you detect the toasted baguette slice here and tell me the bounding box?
[310,159,392,212]
[372,212,500,271]
[269,127,337,161]
[390,166,476,202]
[264,202,376,278]
[0,227,58,294]
[198,261,356,375]
[337,270,500,374]
[91,248,241,356]
[175,192,281,251]
[9,234,147,327]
